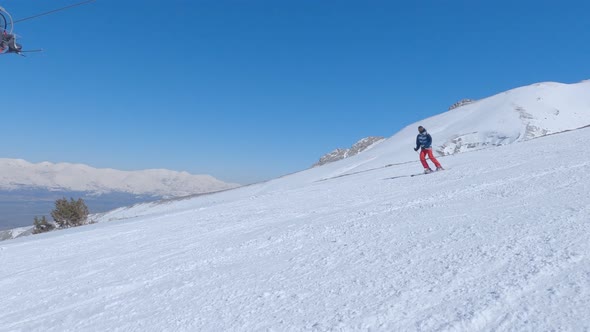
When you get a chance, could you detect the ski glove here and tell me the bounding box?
[414,147,419,151]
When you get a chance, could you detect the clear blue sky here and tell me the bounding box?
[2,0,589,184]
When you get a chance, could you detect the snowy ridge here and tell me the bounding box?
[293,80,590,185]
[0,159,239,197]
[432,81,590,152]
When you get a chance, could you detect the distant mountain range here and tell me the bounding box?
[0,159,238,197]
[0,160,239,231]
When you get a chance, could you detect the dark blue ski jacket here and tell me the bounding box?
[416,131,432,150]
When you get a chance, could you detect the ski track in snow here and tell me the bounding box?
[1,129,590,331]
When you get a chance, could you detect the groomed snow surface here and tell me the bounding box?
[1,126,589,331]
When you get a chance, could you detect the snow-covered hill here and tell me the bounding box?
[309,80,589,178]
[427,80,590,155]
[1,80,589,330]
[271,80,590,188]
[2,124,589,331]
[0,159,239,197]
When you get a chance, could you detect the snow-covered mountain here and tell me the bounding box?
[426,80,590,155]
[0,160,240,233]
[0,159,239,197]
[313,80,590,171]
[1,80,589,330]
[313,136,385,167]
[308,80,590,178]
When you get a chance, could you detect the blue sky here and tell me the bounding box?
[1,0,589,184]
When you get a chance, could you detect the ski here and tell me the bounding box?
[384,168,447,180]
[411,168,447,177]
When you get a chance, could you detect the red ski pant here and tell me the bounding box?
[420,148,442,169]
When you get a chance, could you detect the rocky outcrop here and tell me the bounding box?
[313,137,384,167]
[448,99,476,111]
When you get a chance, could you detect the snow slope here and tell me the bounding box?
[302,80,590,183]
[1,125,589,331]
[0,159,239,197]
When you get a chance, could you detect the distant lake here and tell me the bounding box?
[0,189,159,230]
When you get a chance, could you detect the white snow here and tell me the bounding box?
[0,81,589,331]
[316,80,590,178]
[0,226,32,241]
[0,159,239,197]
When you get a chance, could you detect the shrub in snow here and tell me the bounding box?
[51,198,89,228]
[32,216,56,234]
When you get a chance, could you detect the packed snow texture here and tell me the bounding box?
[1,124,589,331]
[0,159,239,197]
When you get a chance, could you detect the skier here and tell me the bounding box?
[414,126,443,174]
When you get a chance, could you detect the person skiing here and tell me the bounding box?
[414,125,443,174]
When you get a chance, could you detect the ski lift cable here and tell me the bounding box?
[13,0,96,24]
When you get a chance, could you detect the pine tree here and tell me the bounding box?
[33,216,56,234]
[51,198,89,228]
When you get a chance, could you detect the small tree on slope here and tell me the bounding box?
[32,216,56,234]
[51,198,89,228]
